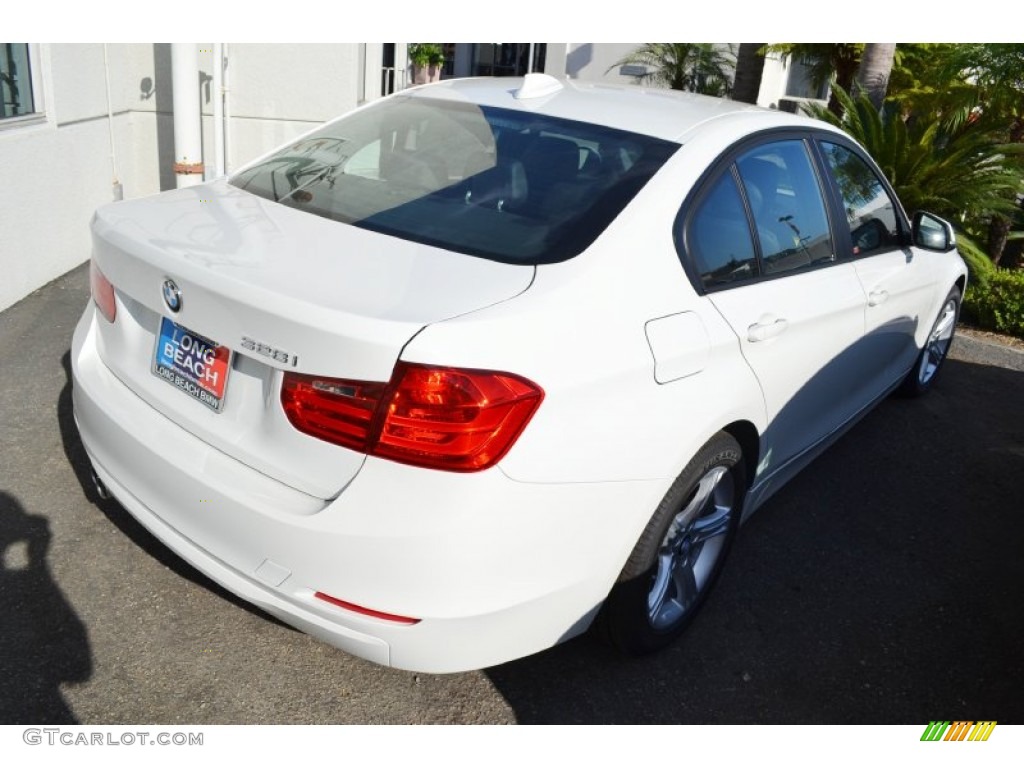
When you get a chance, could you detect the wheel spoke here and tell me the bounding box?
[933,307,956,340]
[919,299,957,385]
[671,558,700,610]
[672,466,726,535]
[689,505,732,545]
[647,551,675,618]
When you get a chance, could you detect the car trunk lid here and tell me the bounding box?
[89,180,534,500]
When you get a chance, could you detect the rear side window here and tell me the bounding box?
[688,172,759,288]
[820,141,902,256]
[230,96,678,264]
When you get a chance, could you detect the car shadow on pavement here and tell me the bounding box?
[56,351,291,632]
[485,357,1024,724]
[0,491,92,724]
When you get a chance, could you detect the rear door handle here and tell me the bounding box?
[747,317,788,342]
[868,289,889,306]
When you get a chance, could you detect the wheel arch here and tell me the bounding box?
[722,419,760,493]
[955,273,967,298]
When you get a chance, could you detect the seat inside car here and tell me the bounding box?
[520,135,583,215]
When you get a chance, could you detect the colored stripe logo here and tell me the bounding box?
[920,721,997,741]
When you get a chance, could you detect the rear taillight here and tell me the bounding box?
[281,362,543,472]
[280,374,385,453]
[89,260,116,322]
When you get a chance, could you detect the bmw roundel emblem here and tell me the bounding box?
[162,278,182,313]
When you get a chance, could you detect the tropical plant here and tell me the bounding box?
[806,86,1024,229]
[941,44,1024,139]
[885,44,1024,265]
[610,43,735,96]
[408,43,444,68]
[887,44,971,118]
[939,44,1024,264]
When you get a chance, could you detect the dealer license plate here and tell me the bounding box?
[152,317,232,412]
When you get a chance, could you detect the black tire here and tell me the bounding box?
[897,286,961,398]
[598,432,745,655]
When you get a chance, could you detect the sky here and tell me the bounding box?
[7,2,1016,44]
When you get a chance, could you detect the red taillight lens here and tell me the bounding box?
[281,363,543,472]
[89,260,116,322]
[376,363,543,471]
[280,374,386,453]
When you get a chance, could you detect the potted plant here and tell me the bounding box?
[409,43,445,85]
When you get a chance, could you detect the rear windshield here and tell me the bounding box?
[229,95,679,264]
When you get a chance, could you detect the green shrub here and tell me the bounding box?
[957,234,996,289]
[964,267,1024,338]
[408,44,444,67]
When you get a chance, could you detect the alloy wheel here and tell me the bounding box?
[647,465,736,630]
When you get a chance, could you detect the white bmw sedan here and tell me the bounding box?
[72,75,967,672]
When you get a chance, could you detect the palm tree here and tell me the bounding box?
[941,44,1024,265]
[806,86,1024,229]
[855,43,897,109]
[610,44,735,96]
[732,43,766,104]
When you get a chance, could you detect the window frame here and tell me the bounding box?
[0,43,46,131]
[674,128,844,295]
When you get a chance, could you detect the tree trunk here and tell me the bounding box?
[733,43,766,104]
[855,43,897,109]
[988,214,1011,267]
[987,117,1024,265]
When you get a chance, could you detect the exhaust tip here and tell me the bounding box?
[90,470,112,500]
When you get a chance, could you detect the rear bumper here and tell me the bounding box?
[72,307,666,672]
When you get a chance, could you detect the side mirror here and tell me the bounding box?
[912,211,957,252]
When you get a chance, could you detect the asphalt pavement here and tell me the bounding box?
[1,263,1022,724]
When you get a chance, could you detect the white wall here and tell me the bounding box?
[0,42,371,312]
[0,44,152,312]
[563,43,646,85]
[757,53,792,109]
[200,44,367,175]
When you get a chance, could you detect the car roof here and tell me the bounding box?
[405,75,835,143]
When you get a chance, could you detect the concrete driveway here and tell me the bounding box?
[2,264,1022,724]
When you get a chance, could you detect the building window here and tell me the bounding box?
[1,43,36,119]
[784,58,828,101]
[470,44,547,77]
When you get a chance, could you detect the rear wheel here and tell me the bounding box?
[898,286,960,397]
[599,432,744,655]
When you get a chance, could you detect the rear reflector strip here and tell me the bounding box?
[314,591,421,625]
[90,259,117,323]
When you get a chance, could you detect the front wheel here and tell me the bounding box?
[598,432,745,655]
[898,286,960,397]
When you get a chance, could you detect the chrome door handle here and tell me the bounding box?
[868,289,889,306]
[747,317,788,342]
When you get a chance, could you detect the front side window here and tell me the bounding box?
[230,96,678,264]
[1,43,36,119]
[820,141,902,257]
[736,140,834,275]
